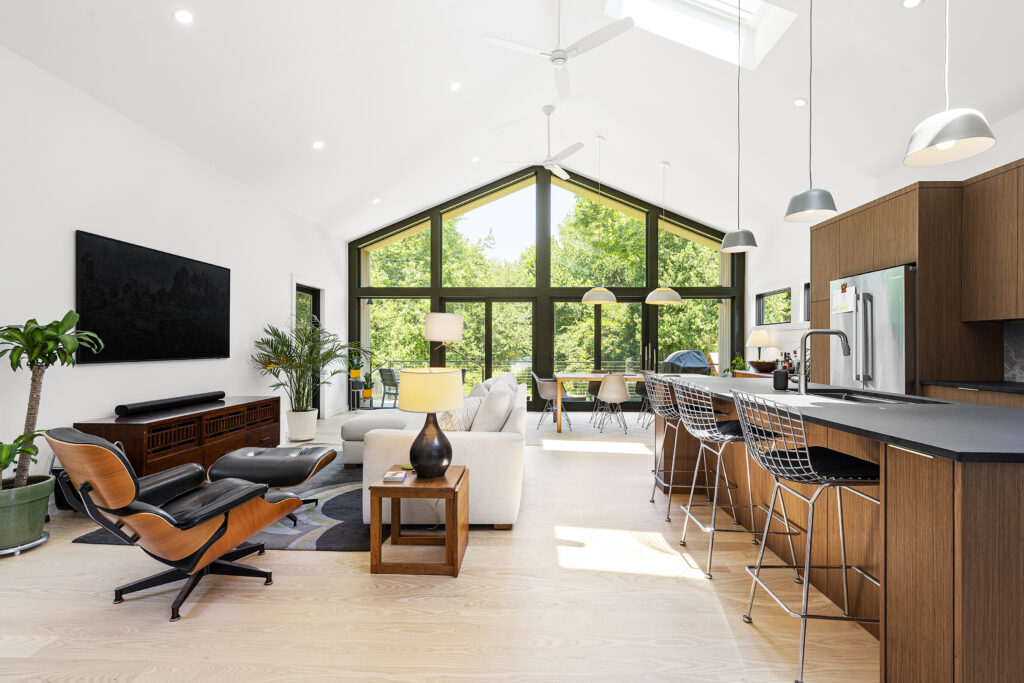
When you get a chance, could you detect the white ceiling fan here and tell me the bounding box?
[505,105,583,180]
[483,0,634,100]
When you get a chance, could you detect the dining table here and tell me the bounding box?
[553,371,645,433]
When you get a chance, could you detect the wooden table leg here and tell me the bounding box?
[556,378,563,433]
[370,492,382,572]
[390,498,402,545]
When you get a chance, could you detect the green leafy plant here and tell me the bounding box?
[347,342,364,371]
[251,318,365,412]
[730,353,748,373]
[0,431,44,491]
[362,370,375,391]
[0,311,103,488]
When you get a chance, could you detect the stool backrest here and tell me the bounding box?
[531,371,557,401]
[732,390,817,482]
[641,371,681,420]
[669,378,723,441]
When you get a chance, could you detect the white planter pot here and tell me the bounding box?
[286,409,319,442]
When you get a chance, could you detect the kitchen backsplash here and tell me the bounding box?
[1005,321,1024,381]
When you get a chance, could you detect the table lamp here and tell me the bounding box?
[746,329,771,360]
[398,367,464,478]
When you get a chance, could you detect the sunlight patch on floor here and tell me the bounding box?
[541,439,652,455]
[555,525,705,578]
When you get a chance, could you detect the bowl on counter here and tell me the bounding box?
[748,360,777,373]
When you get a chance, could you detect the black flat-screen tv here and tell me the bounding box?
[75,231,230,363]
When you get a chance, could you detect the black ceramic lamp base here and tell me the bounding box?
[409,412,452,479]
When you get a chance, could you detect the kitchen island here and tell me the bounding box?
[655,375,1024,683]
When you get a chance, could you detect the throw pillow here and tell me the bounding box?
[467,382,489,399]
[470,383,515,432]
[438,397,483,432]
[490,373,518,392]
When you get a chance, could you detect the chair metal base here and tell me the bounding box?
[112,542,270,622]
[285,497,321,526]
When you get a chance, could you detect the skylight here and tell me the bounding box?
[605,0,796,69]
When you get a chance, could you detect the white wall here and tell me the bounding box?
[0,46,347,476]
[744,108,1024,362]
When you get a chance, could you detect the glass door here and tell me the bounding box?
[443,300,534,396]
[600,300,644,400]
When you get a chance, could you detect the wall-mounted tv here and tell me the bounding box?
[75,231,230,363]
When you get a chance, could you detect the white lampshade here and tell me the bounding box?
[582,287,616,304]
[746,329,771,348]
[424,312,463,343]
[904,108,996,167]
[398,368,464,413]
[645,288,682,305]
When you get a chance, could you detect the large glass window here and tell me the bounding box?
[442,178,536,287]
[444,301,486,389]
[658,218,724,287]
[363,221,430,287]
[367,298,430,372]
[553,301,594,399]
[491,302,533,386]
[550,179,646,287]
[657,299,727,373]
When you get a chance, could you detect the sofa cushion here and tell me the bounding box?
[439,396,483,432]
[467,382,489,399]
[470,383,515,432]
[501,383,528,434]
[484,372,518,392]
[341,415,408,442]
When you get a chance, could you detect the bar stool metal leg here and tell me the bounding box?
[743,480,780,623]
[837,487,850,617]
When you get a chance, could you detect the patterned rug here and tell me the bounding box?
[71,455,384,552]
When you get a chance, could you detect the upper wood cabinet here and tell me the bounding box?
[839,190,918,277]
[961,169,1020,321]
[809,300,830,383]
[809,223,838,302]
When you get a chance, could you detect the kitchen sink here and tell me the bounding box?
[802,388,942,405]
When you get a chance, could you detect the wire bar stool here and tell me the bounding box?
[635,381,654,429]
[733,390,881,683]
[669,378,800,580]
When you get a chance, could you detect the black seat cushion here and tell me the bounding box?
[208,447,337,488]
[163,478,269,530]
[137,463,206,507]
[769,446,880,482]
[715,419,744,439]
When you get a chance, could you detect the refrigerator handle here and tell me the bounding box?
[862,293,874,384]
[854,293,862,383]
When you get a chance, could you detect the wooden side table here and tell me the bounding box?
[369,465,469,577]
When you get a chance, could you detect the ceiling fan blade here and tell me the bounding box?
[483,35,548,57]
[554,65,571,100]
[547,164,571,181]
[565,17,635,57]
[552,141,584,162]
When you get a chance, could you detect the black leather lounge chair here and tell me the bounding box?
[45,428,302,622]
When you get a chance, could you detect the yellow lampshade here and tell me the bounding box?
[746,329,771,348]
[398,368,464,413]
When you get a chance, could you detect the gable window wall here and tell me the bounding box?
[349,168,745,410]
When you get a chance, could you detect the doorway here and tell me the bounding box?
[295,284,323,416]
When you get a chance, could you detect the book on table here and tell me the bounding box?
[383,470,406,482]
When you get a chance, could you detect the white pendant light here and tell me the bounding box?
[645,287,683,305]
[785,0,838,223]
[904,0,995,166]
[582,287,616,304]
[721,3,757,253]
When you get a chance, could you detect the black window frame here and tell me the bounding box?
[755,287,793,326]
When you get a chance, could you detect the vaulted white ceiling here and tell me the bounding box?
[2,0,1023,244]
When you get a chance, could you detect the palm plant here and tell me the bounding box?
[251,319,364,412]
[0,311,103,488]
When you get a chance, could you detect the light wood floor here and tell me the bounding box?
[2,411,878,682]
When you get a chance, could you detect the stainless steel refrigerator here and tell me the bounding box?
[828,265,915,394]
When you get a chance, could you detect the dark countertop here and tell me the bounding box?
[921,380,1024,395]
[681,376,1024,463]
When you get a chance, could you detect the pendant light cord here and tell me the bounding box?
[736,0,741,232]
[944,0,950,111]
[808,0,814,189]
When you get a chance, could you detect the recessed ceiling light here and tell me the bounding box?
[471,156,480,162]
[794,98,807,107]
[450,82,462,91]
[901,0,923,8]
[312,140,325,150]
[372,198,381,205]
[173,9,194,25]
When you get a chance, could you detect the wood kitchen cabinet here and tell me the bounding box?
[837,189,917,278]
[809,300,830,384]
[809,222,839,302]
[960,168,1019,321]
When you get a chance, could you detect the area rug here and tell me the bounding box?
[71,455,385,552]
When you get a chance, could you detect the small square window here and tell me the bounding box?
[756,288,791,325]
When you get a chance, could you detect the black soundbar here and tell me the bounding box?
[115,391,226,417]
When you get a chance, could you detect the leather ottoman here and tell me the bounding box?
[208,446,337,524]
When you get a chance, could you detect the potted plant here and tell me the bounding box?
[347,343,364,379]
[251,320,362,441]
[0,311,103,552]
[362,371,374,400]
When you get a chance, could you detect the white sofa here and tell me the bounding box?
[362,380,526,528]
